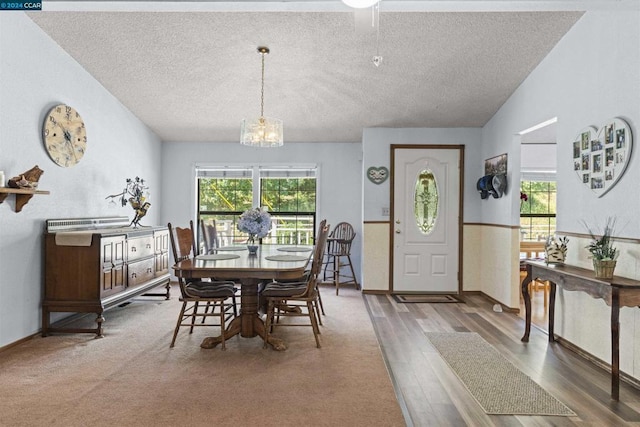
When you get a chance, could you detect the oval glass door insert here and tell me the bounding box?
[414,169,438,234]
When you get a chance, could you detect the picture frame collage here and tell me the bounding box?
[573,118,632,197]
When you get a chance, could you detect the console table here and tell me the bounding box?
[521,260,640,401]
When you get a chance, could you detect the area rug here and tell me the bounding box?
[392,294,462,303]
[425,332,576,416]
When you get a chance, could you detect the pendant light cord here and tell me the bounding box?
[260,50,265,119]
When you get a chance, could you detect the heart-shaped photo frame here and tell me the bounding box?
[367,166,389,184]
[573,118,632,197]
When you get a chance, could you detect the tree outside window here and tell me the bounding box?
[520,181,556,241]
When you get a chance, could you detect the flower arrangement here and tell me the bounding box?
[584,217,619,261]
[544,235,569,264]
[237,207,272,243]
[520,191,528,210]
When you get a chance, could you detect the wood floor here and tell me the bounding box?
[363,292,640,427]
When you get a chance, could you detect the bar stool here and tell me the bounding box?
[323,222,359,295]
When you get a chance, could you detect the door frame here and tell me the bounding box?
[389,144,465,294]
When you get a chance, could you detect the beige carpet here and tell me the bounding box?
[0,285,404,427]
[426,332,576,416]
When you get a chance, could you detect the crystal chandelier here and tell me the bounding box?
[240,46,283,148]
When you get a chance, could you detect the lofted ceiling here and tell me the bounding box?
[27,2,586,143]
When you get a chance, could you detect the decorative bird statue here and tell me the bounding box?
[131,201,151,227]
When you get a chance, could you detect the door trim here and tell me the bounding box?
[389,144,465,294]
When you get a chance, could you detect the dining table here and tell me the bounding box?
[172,244,313,351]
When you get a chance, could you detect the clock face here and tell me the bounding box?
[43,104,87,167]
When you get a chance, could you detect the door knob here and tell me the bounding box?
[396,229,401,234]
[395,220,401,224]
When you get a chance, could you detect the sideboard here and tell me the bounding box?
[43,216,171,337]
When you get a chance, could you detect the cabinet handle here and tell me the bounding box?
[146,244,152,249]
[131,247,137,252]
[147,268,152,273]
[131,272,137,278]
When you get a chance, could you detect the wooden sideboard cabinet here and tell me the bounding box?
[43,217,171,338]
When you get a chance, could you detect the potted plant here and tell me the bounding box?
[544,235,569,264]
[584,217,619,279]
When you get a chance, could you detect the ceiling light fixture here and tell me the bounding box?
[342,0,379,8]
[240,46,283,148]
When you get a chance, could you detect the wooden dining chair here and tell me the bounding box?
[167,221,237,350]
[200,219,220,254]
[322,222,359,295]
[261,220,330,348]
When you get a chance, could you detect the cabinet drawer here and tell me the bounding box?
[128,258,155,287]
[127,236,154,261]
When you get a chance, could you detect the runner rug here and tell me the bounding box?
[425,332,576,416]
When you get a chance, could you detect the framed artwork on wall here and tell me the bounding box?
[573,118,632,197]
[484,153,507,175]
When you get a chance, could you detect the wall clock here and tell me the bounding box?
[42,104,87,167]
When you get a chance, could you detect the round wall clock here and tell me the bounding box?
[42,104,87,167]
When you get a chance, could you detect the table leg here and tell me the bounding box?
[548,281,556,342]
[611,290,620,401]
[200,278,287,351]
[521,265,533,342]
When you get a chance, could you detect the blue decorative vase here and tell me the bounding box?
[247,245,259,255]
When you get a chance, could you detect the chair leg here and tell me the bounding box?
[346,255,359,290]
[170,301,188,348]
[316,286,325,315]
[307,301,321,348]
[333,254,340,295]
[219,300,226,351]
[190,301,200,333]
[264,300,274,349]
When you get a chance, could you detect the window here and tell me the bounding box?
[519,180,556,242]
[197,166,317,246]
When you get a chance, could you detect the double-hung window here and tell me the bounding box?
[197,166,317,246]
[519,180,556,242]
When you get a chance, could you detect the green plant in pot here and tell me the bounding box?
[584,217,619,280]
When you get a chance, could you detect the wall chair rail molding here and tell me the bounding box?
[573,118,633,197]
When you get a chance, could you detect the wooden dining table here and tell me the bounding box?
[172,244,313,351]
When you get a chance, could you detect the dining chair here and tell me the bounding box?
[322,222,359,295]
[167,221,237,350]
[261,221,330,349]
[200,219,220,254]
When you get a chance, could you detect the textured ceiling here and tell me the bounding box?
[28,8,583,142]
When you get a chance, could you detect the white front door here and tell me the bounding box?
[392,147,461,293]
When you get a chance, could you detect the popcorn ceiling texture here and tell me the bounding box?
[27,10,582,142]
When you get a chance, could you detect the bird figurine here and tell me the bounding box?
[131,201,151,228]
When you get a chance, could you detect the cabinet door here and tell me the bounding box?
[154,230,170,276]
[101,236,126,297]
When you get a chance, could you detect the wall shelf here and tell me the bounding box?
[0,187,50,212]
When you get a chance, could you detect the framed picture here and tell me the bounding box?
[573,118,633,197]
[484,153,507,175]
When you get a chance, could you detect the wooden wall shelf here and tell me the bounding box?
[0,187,50,212]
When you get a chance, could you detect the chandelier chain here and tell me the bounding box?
[260,50,265,118]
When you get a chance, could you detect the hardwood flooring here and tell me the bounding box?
[364,292,640,427]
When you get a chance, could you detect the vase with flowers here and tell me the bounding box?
[237,207,272,254]
[584,217,619,279]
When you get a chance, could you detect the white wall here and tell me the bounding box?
[482,9,640,376]
[160,141,363,281]
[0,14,163,348]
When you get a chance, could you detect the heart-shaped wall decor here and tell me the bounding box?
[367,166,389,184]
[573,118,632,197]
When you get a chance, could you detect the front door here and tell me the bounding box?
[391,146,462,293]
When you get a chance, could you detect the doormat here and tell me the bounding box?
[392,294,463,304]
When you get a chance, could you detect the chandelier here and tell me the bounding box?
[240,46,283,148]
[342,0,379,8]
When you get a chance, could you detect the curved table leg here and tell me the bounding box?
[521,265,533,342]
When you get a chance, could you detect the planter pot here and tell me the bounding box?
[593,259,617,280]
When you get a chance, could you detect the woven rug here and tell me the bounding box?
[425,332,576,416]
